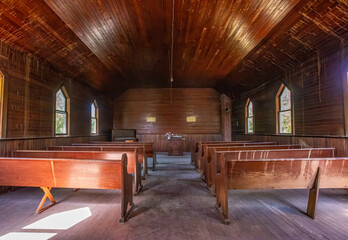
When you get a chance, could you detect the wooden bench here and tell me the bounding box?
[198,142,278,175]
[208,147,334,194]
[203,144,303,184]
[191,141,252,166]
[0,154,134,223]
[48,145,148,179]
[75,142,157,171]
[215,154,348,224]
[12,150,143,195]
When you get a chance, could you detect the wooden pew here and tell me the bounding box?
[48,145,148,179]
[12,150,143,195]
[191,141,252,166]
[215,154,348,224]
[198,142,278,175]
[0,154,134,223]
[75,142,157,171]
[204,144,303,187]
[208,147,334,194]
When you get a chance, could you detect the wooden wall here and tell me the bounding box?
[232,49,348,156]
[0,41,113,139]
[114,88,222,151]
[0,41,114,193]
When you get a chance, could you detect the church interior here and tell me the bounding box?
[0,0,348,239]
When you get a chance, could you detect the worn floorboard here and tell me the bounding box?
[0,152,347,239]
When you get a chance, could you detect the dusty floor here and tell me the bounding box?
[0,152,348,239]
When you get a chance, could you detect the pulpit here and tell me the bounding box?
[167,138,185,156]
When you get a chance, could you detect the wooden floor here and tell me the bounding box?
[0,153,348,240]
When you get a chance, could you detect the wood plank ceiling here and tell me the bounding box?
[0,0,347,94]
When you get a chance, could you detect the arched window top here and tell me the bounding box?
[55,86,70,135]
[91,100,99,134]
[91,102,96,118]
[276,84,293,134]
[56,89,66,112]
[245,98,254,134]
[248,101,253,117]
[280,87,291,111]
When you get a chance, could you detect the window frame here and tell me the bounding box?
[276,83,294,135]
[0,70,7,138]
[90,99,99,135]
[54,85,70,136]
[245,98,254,134]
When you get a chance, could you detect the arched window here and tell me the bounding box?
[55,86,70,135]
[91,100,99,134]
[276,84,293,134]
[245,98,254,133]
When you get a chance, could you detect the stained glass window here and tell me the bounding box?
[91,101,98,134]
[55,88,68,134]
[246,99,254,133]
[278,85,292,134]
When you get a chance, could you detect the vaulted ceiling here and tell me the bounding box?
[0,0,347,96]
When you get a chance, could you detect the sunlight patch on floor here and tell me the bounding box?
[0,232,57,240]
[23,207,92,230]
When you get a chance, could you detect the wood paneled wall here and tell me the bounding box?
[114,88,222,151]
[0,41,114,193]
[231,48,348,155]
[0,40,113,139]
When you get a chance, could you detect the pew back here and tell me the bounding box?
[198,142,277,169]
[0,155,127,189]
[12,150,143,194]
[208,147,332,193]
[47,145,148,176]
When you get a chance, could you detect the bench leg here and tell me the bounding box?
[215,203,230,225]
[36,187,56,214]
[307,167,321,219]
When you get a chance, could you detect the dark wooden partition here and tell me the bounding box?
[114,88,222,151]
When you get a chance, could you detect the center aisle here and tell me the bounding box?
[107,152,223,239]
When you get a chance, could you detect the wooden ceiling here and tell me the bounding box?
[0,0,347,94]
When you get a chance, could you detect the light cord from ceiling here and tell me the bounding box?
[170,0,175,104]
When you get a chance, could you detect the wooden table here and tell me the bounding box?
[168,138,185,156]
